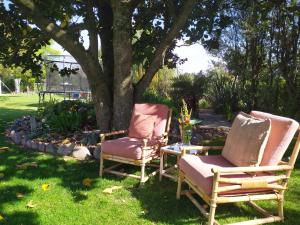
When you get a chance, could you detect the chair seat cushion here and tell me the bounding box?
[102,137,158,160]
[179,155,273,195]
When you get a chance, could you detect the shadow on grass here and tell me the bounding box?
[25,103,40,108]
[128,172,300,225]
[0,211,39,225]
[0,147,100,202]
[0,185,38,225]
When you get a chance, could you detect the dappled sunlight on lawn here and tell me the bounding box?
[0,95,300,225]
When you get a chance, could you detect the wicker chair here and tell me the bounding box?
[177,111,300,225]
[99,103,172,185]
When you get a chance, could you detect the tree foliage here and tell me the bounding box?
[0,0,230,130]
[210,0,300,119]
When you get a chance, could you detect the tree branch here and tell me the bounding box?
[130,0,142,8]
[14,0,88,65]
[134,0,197,100]
[85,0,98,59]
[67,23,86,32]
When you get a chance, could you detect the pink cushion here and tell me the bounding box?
[250,111,299,166]
[102,137,158,160]
[179,155,273,195]
[131,104,169,139]
[222,112,271,166]
[128,113,156,139]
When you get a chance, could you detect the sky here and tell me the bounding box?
[52,34,218,74]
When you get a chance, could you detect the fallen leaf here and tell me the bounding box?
[27,200,36,208]
[16,193,24,198]
[16,162,38,170]
[61,139,70,145]
[102,186,122,194]
[63,156,75,161]
[0,173,4,179]
[82,178,92,187]
[0,214,4,221]
[141,209,148,215]
[16,164,27,170]
[0,147,9,153]
[41,184,50,191]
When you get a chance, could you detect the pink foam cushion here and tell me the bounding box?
[102,137,158,160]
[128,113,156,139]
[222,112,271,166]
[250,111,299,166]
[132,104,169,139]
[179,155,274,195]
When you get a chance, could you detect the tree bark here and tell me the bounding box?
[79,58,113,131]
[111,1,134,130]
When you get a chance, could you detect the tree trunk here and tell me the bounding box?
[80,59,113,131]
[111,1,134,130]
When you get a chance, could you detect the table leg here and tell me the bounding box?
[159,151,164,181]
[164,153,168,167]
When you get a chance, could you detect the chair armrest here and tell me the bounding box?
[181,146,224,156]
[211,165,293,174]
[100,130,127,142]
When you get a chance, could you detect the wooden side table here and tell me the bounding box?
[159,143,207,181]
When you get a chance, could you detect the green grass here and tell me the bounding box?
[0,94,300,225]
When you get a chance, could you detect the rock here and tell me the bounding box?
[38,142,46,152]
[57,143,75,156]
[10,130,16,139]
[26,140,32,148]
[93,146,101,160]
[21,137,27,147]
[30,116,37,132]
[31,141,39,150]
[13,132,22,144]
[72,145,91,160]
[45,143,57,154]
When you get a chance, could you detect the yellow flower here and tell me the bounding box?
[0,214,4,221]
[82,178,92,187]
[41,184,50,191]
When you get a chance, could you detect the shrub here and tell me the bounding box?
[142,90,178,115]
[199,98,211,109]
[206,67,239,115]
[170,73,206,114]
[39,100,96,133]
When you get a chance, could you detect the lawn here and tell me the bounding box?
[0,94,300,225]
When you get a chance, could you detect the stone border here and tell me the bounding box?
[6,123,101,161]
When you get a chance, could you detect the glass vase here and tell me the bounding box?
[180,126,192,145]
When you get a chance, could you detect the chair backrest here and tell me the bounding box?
[250,111,299,166]
[131,103,171,138]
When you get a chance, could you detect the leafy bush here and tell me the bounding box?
[39,100,96,133]
[142,90,178,114]
[206,67,239,115]
[199,98,210,109]
[47,112,83,133]
[170,73,206,114]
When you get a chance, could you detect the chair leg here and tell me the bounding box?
[177,172,183,199]
[140,163,146,185]
[278,195,284,221]
[208,202,217,225]
[99,152,104,177]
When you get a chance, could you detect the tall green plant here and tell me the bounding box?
[170,73,206,114]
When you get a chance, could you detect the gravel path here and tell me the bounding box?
[198,109,231,128]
